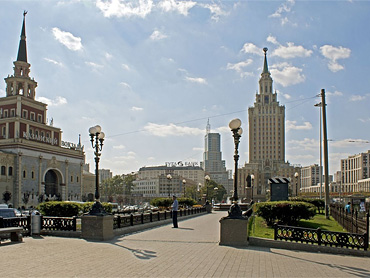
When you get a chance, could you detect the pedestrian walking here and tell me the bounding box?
[172,195,178,228]
[345,202,351,213]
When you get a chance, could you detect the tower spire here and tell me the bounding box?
[262,47,269,74]
[206,119,211,134]
[17,11,28,62]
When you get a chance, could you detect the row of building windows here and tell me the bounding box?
[1,166,13,176]
[1,109,43,123]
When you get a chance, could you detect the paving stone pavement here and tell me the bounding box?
[1,211,370,278]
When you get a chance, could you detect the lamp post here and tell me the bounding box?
[167,174,172,197]
[314,102,324,199]
[182,179,186,197]
[251,174,254,202]
[205,175,210,202]
[295,172,299,197]
[229,118,243,218]
[88,125,106,215]
[214,187,218,203]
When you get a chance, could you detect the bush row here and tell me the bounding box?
[37,201,112,217]
[290,197,325,213]
[255,201,316,226]
[150,197,196,209]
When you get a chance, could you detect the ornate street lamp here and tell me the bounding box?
[88,125,106,215]
[182,179,186,197]
[205,175,211,201]
[295,172,299,197]
[251,174,254,202]
[167,174,172,197]
[228,118,243,218]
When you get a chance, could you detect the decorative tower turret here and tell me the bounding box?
[5,11,37,99]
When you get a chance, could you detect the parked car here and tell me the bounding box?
[0,208,16,218]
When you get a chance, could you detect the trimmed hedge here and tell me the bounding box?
[255,201,316,226]
[37,201,112,217]
[150,197,196,209]
[290,197,325,213]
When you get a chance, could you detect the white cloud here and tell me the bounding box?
[131,106,143,111]
[43,58,63,66]
[185,76,207,85]
[241,43,261,55]
[270,62,305,87]
[286,120,312,131]
[113,145,126,150]
[192,147,203,151]
[120,82,131,89]
[36,96,67,106]
[226,59,253,75]
[359,118,370,123]
[0,89,5,97]
[266,35,279,45]
[349,95,366,102]
[144,123,203,137]
[320,45,351,72]
[85,61,104,69]
[122,64,131,71]
[52,27,82,51]
[96,0,153,18]
[272,42,312,59]
[105,52,113,60]
[287,138,317,151]
[199,3,229,21]
[158,0,196,16]
[150,30,167,40]
[269,0,295,25]
[277,90,291,99]
[326,90,343,97]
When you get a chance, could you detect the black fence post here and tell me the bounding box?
[163,211,165,220]
[0,216,3,228]
[351,210,354,233]
[355,210,358,234]
[72,216,77,231]
[117,216,121,228]
[274,223,277,240]
[317,228,321,246]
[150,212,153,222]
[130,214,134,226]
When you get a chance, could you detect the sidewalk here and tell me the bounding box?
[1,211,370,277]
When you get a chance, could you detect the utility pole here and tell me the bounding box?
[321,89,330,219]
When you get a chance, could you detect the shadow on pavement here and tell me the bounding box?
[111,242,157,260]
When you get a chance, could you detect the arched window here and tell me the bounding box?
[1,166,6,175]
[8,167,13,176]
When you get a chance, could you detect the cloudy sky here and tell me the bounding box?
[1,0,369,176]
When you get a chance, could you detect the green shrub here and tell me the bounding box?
[255,201,316,226]
[290,197,325,213]
[150,197,196,209]
[37,201,112,217]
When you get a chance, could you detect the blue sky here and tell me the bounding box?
[1,0,369,176]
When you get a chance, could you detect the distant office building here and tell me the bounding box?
[0,14,86,207]
[201,120,232,192]
[99,169,113,184]
[300,164,322,193]
[341,150,370,194]
[238,48,300,201]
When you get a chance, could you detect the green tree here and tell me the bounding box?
[100,175,124,201]
[200,180,226,202]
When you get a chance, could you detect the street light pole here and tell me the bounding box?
[295,172,299,197]
[167,174,172,197]
[251,174,254,202]
[88,125,106,215]
[228,118,243,218]
[314,102,324,199]
[182,179,186,198]
[205,175,210,202]
[321,89,330,219]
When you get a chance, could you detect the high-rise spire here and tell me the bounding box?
[262,47,269,74]
[206,119,211,134]
[17,11,28,63]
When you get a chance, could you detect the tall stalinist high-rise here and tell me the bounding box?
[248,47,285,164]
[238,48,300,201]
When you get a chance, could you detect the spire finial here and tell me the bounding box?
[262,47,269,74]
[17,11,28,62]
[206,119,211,134]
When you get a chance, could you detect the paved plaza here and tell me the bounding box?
[1,211,370,278]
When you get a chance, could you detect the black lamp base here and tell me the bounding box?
[88,201,108,216]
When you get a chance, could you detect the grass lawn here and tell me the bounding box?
[250,213,346,239]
